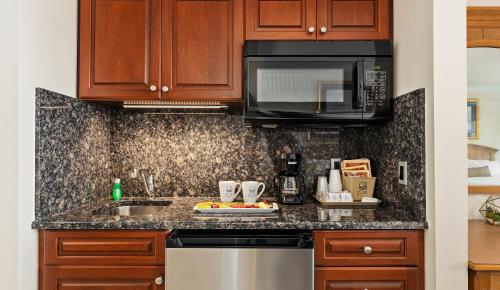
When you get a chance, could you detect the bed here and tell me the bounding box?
[468,144,500,194]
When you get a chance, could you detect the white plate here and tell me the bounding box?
[194,203,279,214]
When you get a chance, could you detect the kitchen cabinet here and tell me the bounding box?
[79,0,161,100]
[39,230,168,290]
[79,0,243,102]
[43,266,165,290]
[315,267,418,290]
[245,0,392,40]
[244,0,317,40]
[168,0,243,101]
[313,230,424,290]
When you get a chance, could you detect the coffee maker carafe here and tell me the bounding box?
[276,153,304,204]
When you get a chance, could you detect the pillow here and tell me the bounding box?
[468,166,491,177]
[488,161,500,177]
[468,159,490,168]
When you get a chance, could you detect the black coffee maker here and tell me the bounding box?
[276,153,304,204]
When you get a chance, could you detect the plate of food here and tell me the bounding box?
[193,201,279,214]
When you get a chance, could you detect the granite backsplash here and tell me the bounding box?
[35,88,425,221]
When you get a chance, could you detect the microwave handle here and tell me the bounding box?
[354,61,364,109]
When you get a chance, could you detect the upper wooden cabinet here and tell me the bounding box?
[79,0,161,100]
[245,0,317,40]
[79,0,243,101]
[245,0,392,40]
[168,0,243,101]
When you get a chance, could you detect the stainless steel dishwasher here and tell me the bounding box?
[166,230,314,290]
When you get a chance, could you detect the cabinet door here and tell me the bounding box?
[79,0,161,100]
[245,0,317,40]
[317,0,391,40]
[167,0,243,101]
[42,266,165,290]
[315,267,418,290]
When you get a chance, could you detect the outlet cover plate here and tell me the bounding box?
[398,161,408,185]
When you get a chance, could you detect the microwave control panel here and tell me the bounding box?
[363,61,392,113]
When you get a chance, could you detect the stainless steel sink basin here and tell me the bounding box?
[94,205,169,216]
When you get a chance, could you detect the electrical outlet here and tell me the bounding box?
[398,161,408,185]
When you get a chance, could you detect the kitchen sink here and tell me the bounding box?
[92,201,171,216]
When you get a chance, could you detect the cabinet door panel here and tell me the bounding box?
[43,266,164,290]
[245,0,316,40]
[40,230,166,266]
[317,0,391,40]
[79,0,161,100]
[315,267,418,290]
[168,0,243,101]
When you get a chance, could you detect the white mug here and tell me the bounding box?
[219,181,241,202]
[241,181,265,204]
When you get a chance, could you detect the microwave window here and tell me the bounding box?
[248,60,357,114]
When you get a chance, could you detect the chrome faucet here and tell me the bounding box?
[140,169,155,198]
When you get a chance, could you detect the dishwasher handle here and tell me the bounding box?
[166,230,314,249]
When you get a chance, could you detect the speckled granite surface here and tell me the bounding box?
[367,89,426,220]
[35,88,112,219]
[111,112,364,198]
[32,197,427,230]
[34,88,427,228]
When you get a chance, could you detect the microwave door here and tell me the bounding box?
[246,57,362,117]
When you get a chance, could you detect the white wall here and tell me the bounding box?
[394,0,468,289]
[0,0,19,288]
[468,0,500,6]
[18,0,78,289]
[393,1,436,289]
[433,0,469,289]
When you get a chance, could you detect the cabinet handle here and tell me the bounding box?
[149,85,157,92]
[162,85,169,93]
[363,245,373,255]
[308,26,316,33]
[155,276,163,285]
[320,26,327,33]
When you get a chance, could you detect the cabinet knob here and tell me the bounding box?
[155,276,163,285]
[308,26,316,33]
[363,245,373,255]
[162,85,170,93]
[149,85,157,92]
[320,26,327,33]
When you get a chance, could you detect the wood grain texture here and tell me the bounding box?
[314,267,418,290]
[314,231,421,267]
[468,144,498,161]
[468,7,500,48]
[39,230,167,266]
[245,0,317,40]
[42,266,164,290]
[317,0,392,40]
[169,0,243,101]
[469,220,500,271]
[79,0,161,100]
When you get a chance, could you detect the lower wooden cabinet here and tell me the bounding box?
[315,267,418,290]
[314,230,424,290]
[39,230,168,290]
[42,266,165,290]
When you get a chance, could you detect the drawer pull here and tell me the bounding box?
[155,276,163,285]
[363,246,373,255]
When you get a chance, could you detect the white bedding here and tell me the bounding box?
[468,176,500,186]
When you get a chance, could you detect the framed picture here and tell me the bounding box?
[467,99,480,139]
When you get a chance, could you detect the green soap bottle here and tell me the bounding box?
[112,178,122,201]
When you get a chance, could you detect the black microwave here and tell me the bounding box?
[244,41,393,126]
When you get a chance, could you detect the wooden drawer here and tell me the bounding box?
[42,266,165,290]
[314,231,422,267]
[40,230,167,266]
[315,267,418,290]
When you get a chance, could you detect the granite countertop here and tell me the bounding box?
[31,197,427,230]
